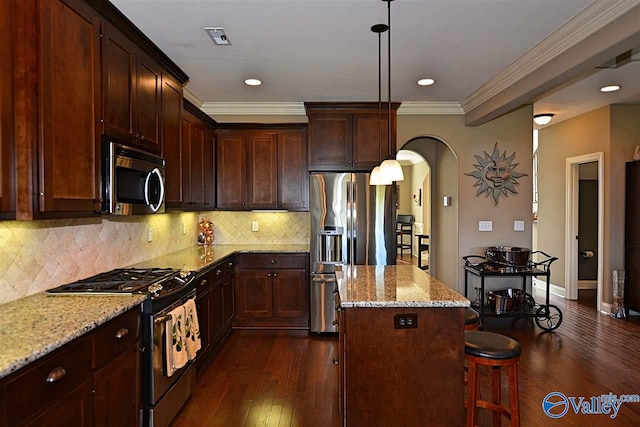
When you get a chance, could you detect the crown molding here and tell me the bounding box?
[461,0,640,119]
[197,101,463,117]
[183,88,203,108]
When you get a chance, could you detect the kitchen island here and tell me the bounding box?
[336,265,469,427]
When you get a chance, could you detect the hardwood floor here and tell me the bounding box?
[172,290,640,427]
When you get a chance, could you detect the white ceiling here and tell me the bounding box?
[111,0,640,126]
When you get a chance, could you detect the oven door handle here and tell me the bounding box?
[145,168,165,213]
[154,314,172,324]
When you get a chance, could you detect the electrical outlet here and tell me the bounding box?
[251,221,259,232]
[478,221,493,232]
[181,223,187,235]
[147,227,153,242]
[393,313,418,329]
[514,220,525,231]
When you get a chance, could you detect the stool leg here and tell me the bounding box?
[492,367,501,427]
[466,361,478,427]
[509,364,520,427]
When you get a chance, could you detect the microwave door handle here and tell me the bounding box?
[145,168,165,213]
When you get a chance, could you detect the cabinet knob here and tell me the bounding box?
[332,358,339,365]
[332,319,339,325]
[277,202,283,207]
[267,273,272,277]
[228,262,233,268]
[335,305,342,312]
[115,327,129,339]
[200,279,207,286]
[273,273,277,277]
[354,160,358,164]
[347,160,352,165]
[140,135,145,141]
[46,367,67,383]
[269,258,276,264]
[216,269,222,276]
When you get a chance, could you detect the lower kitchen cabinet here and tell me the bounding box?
[195,257,235,373]
[0,308,141,427]
[235,253,309,329]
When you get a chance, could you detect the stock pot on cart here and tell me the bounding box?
[463,247,562,331]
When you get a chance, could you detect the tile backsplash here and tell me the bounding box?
[0,211,310,305]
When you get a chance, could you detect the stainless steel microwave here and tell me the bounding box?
[102,140,166,215]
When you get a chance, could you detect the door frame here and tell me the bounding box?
[565,152,604,312]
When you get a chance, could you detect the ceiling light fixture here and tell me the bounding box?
[370,23,392,186]
[244,78,262,86]
[533,113,555,126]
[204,27,231,46]
[377,0,404,184]
[417,78,435,86]
[600,84,621,93]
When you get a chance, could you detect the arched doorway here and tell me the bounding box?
[398,136,458,287]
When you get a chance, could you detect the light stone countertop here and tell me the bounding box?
[0,293,146,379]
[337,265,470,308]
[0,244,309,380]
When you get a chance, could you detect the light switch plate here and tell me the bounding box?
[251,221,259,232]
[514,220,525,231]
[478,221,492,232]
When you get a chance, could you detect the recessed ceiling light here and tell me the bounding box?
[244,78,262,86]
[417,78,435,86]
[600,85,621,93]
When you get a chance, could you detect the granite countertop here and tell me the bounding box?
[337,265,470,308]
[0,244,309,380]
[0,294,146,379]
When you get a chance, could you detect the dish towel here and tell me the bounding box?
[165,305,188,377]
[184,298,201,360]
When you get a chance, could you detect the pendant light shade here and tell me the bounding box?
[380,158,404,181]
[370,165,392,185]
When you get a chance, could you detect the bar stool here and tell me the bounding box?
[464,331,521,427]
[465,307,479,331]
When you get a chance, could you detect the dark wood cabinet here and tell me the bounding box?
[196,257,235,373]
[625,161,640,315]
[0,0,14,219]
[216,126,308,210]
[161,74,184,208]
[36,0,102,216]
[102,20,161,153]
[235,253,309,329]
[305,102,399,171]
[0,308,141,427]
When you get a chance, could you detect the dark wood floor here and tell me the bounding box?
[172,277,640,427]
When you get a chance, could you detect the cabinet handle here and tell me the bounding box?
[134,133,140,139]
[335,304,342,312]
[267,273,272,277]
[46,367,67,383]
[332,358,339,365]
[347,160,352,165]
[228,262,233,268]
[200,279,207,286]
[140,135,145,141]
[332,319,339,325]
[354,160,358,164]
[242,202,246,206]
[278,202,283,207]
[115,327,129,339]
[269,258,276,264]
[216,269,222,276]
[273,273,277,277]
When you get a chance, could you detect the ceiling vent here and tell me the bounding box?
[205,27,231,46]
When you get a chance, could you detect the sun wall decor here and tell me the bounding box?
[465,143,528,206]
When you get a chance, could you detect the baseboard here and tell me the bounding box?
[532,278,566,298]
[578,280,597,290]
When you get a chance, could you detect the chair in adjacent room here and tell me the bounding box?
[396,214,414,257]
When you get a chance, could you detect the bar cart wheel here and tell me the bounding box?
[534,304,563,331]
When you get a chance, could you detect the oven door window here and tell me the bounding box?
[116,166,164,212]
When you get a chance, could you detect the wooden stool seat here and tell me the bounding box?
[465,331,521,427]
[464,308,480,331]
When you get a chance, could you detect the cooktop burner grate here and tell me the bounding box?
[47,268,179,294]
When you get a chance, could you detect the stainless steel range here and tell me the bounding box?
[47,267,198,427]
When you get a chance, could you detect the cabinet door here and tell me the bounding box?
[248,131,278,209]
[308,114,352,170]
[211,282,225,340]
[135,51,161,152]
[24,379,94,427]
[94,343,140,427]
[204,126,216,209]
[0,0,14,218]
[272,269,309,319]
[278,131,308,210]
[161,74,184,208]
[183,112,206,209]
[216,130,247,209]
[38,0,101,214]
[222,275,235,328]
[196,284,213,372]
[102,20,135,143]
[352,113,389,170]
[236,269,273,318]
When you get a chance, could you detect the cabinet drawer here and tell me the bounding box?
[211,257,235,281]
[93,308,141,368]
[238,253,307,269]
[4,336,92,425]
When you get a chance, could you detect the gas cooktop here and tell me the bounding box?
[46,268,186,296]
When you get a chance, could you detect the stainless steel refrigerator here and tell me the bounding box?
[310,173,396,333]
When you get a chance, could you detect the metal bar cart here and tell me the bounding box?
[463,251,562,331]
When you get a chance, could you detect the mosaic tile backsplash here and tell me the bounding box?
[0,211,310,305]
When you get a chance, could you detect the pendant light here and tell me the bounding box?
[370,23,392,186]
[379,0,404,183]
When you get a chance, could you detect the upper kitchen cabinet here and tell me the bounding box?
[160,73,183,208]
[305,102,400,171]
[216,125,308,211]
[0,0,15,220]
[102,20,162,153]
